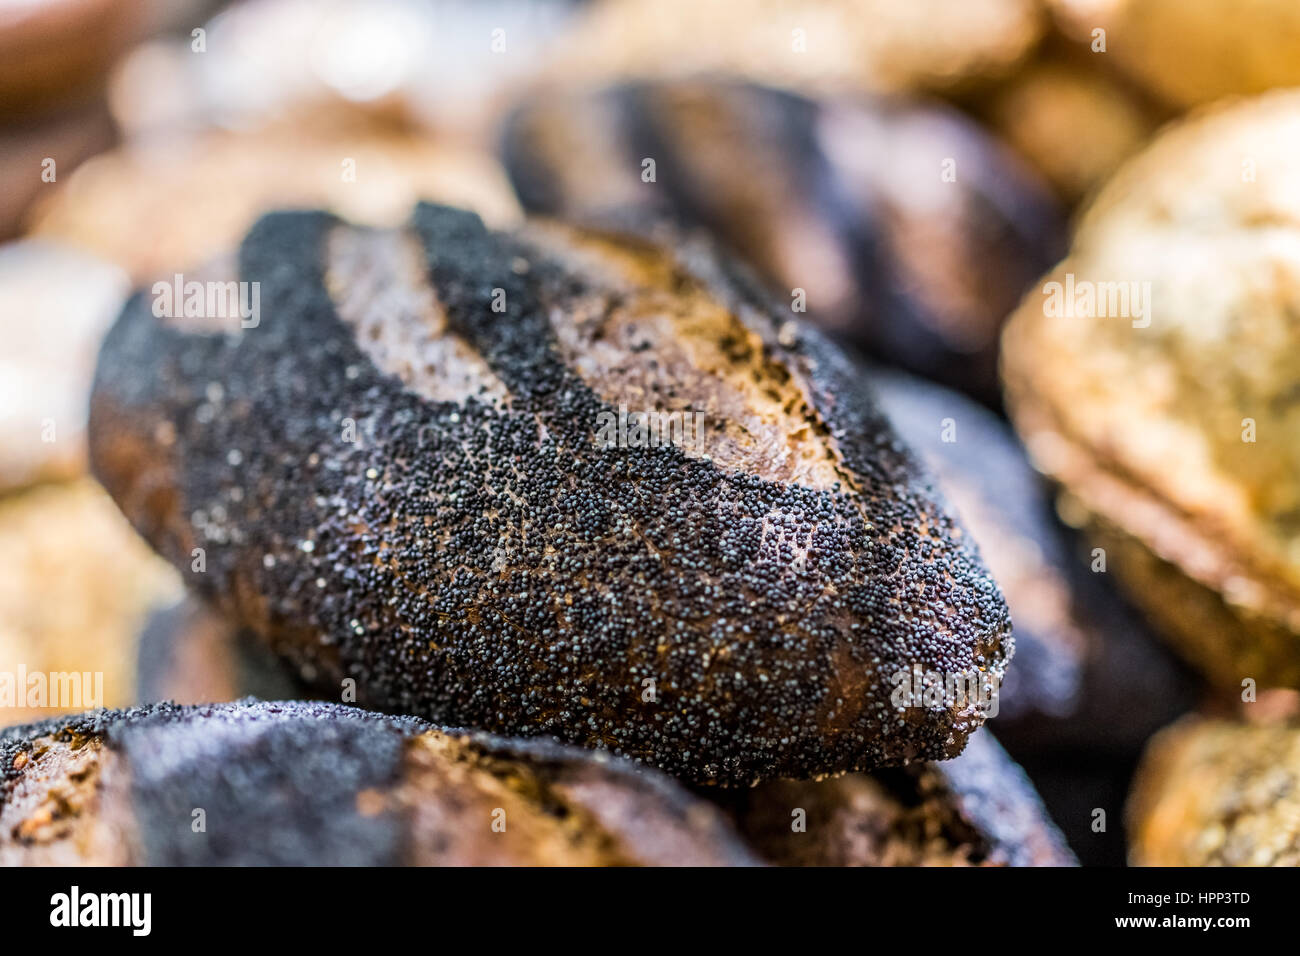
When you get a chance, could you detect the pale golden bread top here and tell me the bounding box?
[1003,90,1300,626]
[548,0,1043,96]
[1050,0,1300,108]
[1129,717,1300,866]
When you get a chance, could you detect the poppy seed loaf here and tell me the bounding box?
[0,700,759,866]
[500,80,1066,403]
[870,368,1196,755]
[88,202,1011,784]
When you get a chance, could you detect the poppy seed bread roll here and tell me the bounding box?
[500,80,1066,403]
[88,202,1011,784]
[0,700,760,866]
[870,368,1197,757]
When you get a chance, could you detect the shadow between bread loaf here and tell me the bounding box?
[87,202,1010,784]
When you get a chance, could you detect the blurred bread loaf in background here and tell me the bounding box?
[1002,90,1300,692]
[501,79,1065,403]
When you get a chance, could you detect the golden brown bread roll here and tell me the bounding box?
[0,700,761,865]
[979,56,1157,204]
[88,203,1011,784]
[1128,715,1300,866]
[1050,0,1300,108]
[1002,90,1300,690]
[0,480,181,729]
[29,116,520,284]
[547,0,1044,98]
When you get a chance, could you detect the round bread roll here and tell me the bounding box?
[1128,715,1300,866]
[29,116,520,284]
[979,56,1157,204]
[548,0,1044,97]
[88,203,1011,784]
[0,480,181,729]
[0,700,761,866]
[1002,90,1300,690]
[1050,0,1300,108]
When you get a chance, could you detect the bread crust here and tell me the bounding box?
[1049,0,1300,108]
[89,203,1010,784]
[714,731,1076,866]
[871,369,1196,755]
[1001,90,1300,689]
[500,79,1065,402]
[0,700,760,866]
[545,0,1044,97]
[1128,716,1300,866]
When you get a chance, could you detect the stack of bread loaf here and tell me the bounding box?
[6,0,1300,868]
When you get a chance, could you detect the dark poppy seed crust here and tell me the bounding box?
[0,700,761,866]
[89,202,1010,784]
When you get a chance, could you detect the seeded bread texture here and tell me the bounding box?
[871,368,1196,755]
[89,202,1010,784]
[0,700,760,866]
